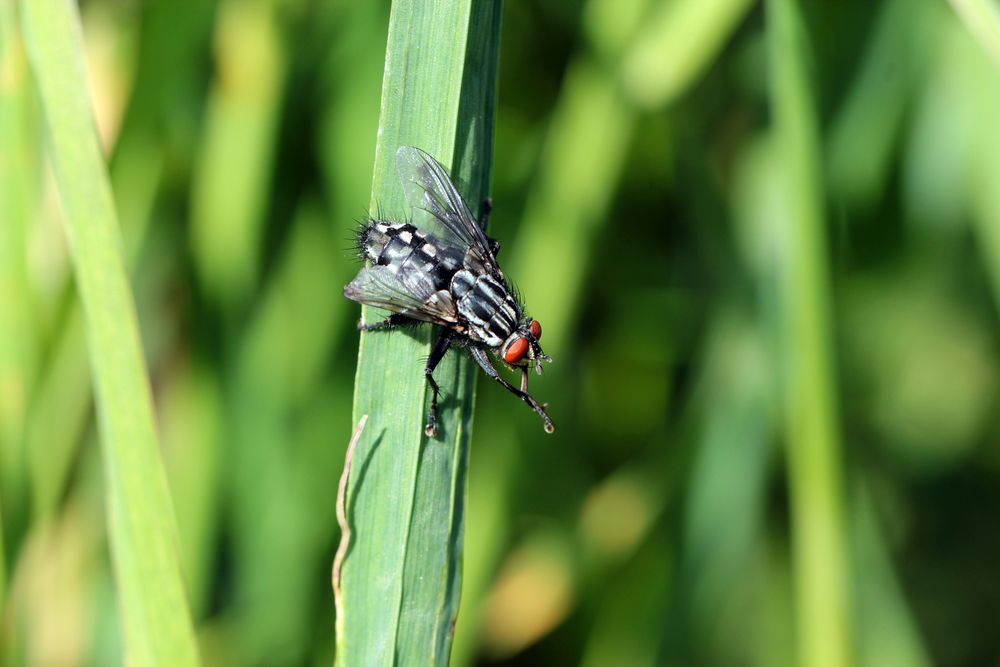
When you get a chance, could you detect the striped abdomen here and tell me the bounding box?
[359,221,463,289]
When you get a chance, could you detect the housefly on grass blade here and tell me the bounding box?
[344,146,554,437]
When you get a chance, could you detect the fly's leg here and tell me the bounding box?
[480,198,501,257]
[479,197,493,230]
[423,331,453,437]
[358,313,416,332]
[359,315,451,437]
[469,347,554,433]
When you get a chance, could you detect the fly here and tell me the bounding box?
[344,146,554,436]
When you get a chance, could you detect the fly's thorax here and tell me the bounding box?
[463,247,499,277]
[450,270,520,347]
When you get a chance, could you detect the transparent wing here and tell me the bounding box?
[344,265,457,324]
[396,146,499,273]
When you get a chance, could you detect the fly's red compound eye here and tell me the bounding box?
[530,320,542,340]
[504,337,529,364]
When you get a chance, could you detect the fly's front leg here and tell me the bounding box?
[423,331,453,437]
[469,347,554,433]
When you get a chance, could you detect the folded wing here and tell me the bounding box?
[396,146,501,276]
[344,264,457,325]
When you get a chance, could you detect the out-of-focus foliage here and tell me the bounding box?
[1,0,999,665]
[20,0,200,664]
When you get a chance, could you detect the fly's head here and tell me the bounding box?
[500,319,551,375]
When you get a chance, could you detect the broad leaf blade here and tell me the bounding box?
[336,1,502,665]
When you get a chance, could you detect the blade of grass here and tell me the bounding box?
[507,59,633,357]
[657,311,774,663]
[579,536,671,667]
[954,0,1000,308]
[827,0,942,209]
[337,1,502,664]
[512,0,750,357]
[620,0,755,108]
[948,0,1000,67]
[20,1,200,665]
[189,0,285,307]
[24,311,90,520]
[24,0,217,523]
[227,204,345,663]
[448,418,515,667]
[850,479,932,667]
[766,1,852,666]
[731,135,796,665]
[505,0,643,357]
[159,362,222,618]
[0,0,40,569]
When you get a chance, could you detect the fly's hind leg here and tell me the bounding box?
[358,313,416,332]
[479,198,501,257]
[423,331,453,437]
[479,198,493,230]
[469,346,554,433]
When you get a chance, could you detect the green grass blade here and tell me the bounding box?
[511,0,751,356]
[944,0,1000,313]
[507,59,633,356]
[659,312,774,662]
[160,361,223,619]
[948,0,1000,67]
[24,0,216,523]
[621,0,755,108]
[227,204,345,662]
[850,479,932,667]
[20,1,200,665]
[766,1,852,666]
[190,0,285,306]
[827,0,942,209]
[0,0,39,563]
[337,1,501,664]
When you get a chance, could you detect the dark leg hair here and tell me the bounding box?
[358,313,418,332]
[423,330,453,437]
[468,346,554,433]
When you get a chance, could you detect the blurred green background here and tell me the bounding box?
[3,0,1000,665]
